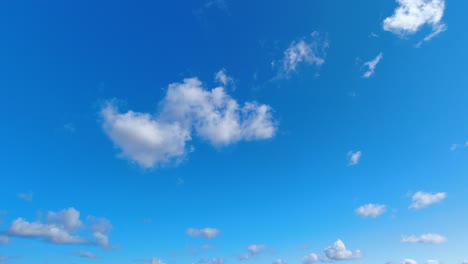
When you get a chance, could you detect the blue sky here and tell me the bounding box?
[1,0,468,263]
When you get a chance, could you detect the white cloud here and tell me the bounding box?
[347,151,362,166]
[462,261,468,264]
[6,208,113,247]
[0,236,9,244]
[273,259,285,264]
[211,258,225,264]
[401,233,447,244]
[186,228,220,239]
[247,244,266,255]
[215,69,234,87]
[324,240,362,261]
[77,251,97,259]
[362,53,383,78]
[409,191,446,209]
[238,254,250,261]
[7,218,87,245]
[402,259,418,264]
[151,258,165,264]
[102,77,276,168]
[278,32,328,77]
[302,253,319,264]
[426,260,439,264]
[355,204,387,218]
[383,0,446,43]
[17,192,33,202]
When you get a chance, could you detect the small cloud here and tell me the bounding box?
[355,204,387,218]
[18,192,33,202]
[76,251,97,259]
[302,253,319,264]
[215,69,234,88]
[347,151,362,166]
[247,244,266,255]
[402,259,418,264]
[409,191,446,209]
[64,123,76,133]
[324,239,362,261]
[369,32,379,38]
[401,233,447,244]
[194,0,229,17]
[383,0,446,44]
[238,254,250,261]
[426,260,440,264]
[273,259,285,264]
[362,53,383,78]
[186,228,220,239]
[276,32,329,78]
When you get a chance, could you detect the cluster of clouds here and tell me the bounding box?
[301,239,362,263]
[102,76,276,168]
[401,233,447,244]
[0,207,113,252]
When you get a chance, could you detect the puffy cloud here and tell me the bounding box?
[402,259,418,264]
[347,151,362,166]
[278,32,328,77]
[7,218,87,245]
[102,77,276,168]
[362,53,383,78]
[273,259,285,264]
[88,217,114,248]
[186,228,220,239]
[324,240,362,261]
[77,251,97,259]
[355,204,387,218]
[383,0,445,34]
[247,244,266,255]
[0,236,9,244]
[6,208,113,247]
[401,233,447,244]
[17,192,33,202]
[302,253,319,264]
[409,191,446,209]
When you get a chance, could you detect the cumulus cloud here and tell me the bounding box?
[88,216,114,248]
[302,253,319,264]
[247,244,266,255]
[347,151,362,166]
[401,233,447,244]
[102,77,276,168]
[362,53,383,78]
[277,32,328,77]
[186,228,220,239]
[383,0,446,44]
[355,204,387,218]
[402,259,418,264]
[409,191,446,209]
[324,240,362,261]
[5,208,113,247]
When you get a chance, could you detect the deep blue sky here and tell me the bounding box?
[1,1,467,264]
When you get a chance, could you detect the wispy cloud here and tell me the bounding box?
[347,151,362,166]
[402,259,418,264]
[362,53,383,78]
[409,191,446,209]
[17,192,33,202]
[186,228,220,239]
[247,244,266,255]
[401,233,447,244]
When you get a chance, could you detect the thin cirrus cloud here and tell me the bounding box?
[362,53,383,78]
[17,192,33,202]
[324,239,362,261]
[347,150,362,166]
[101,76,277,168]
[383,0,446,45]
[3,207,114,248]
[76,251,97,259]
[186,228,220,239]
[401,233,447,244]
[276,32,329,78]
[409,191,447,209]
[355,204,387,218]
